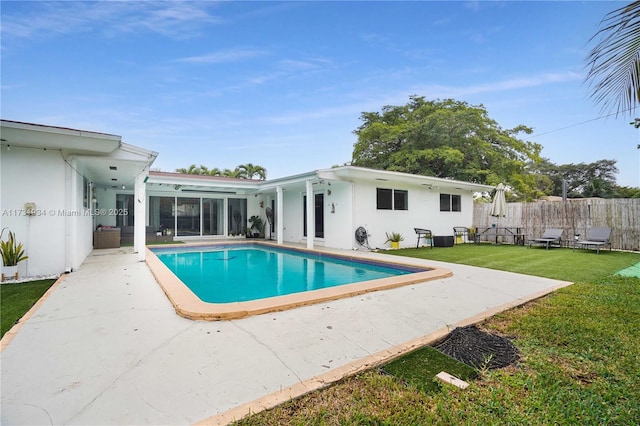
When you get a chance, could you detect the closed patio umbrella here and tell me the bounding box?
[489,183,507,220]
[488,183,507,243]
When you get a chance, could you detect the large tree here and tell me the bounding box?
[351,96,543,199]
[586,1,640,116]
[531,158,620,198]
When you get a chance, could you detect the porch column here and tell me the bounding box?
[276,185,284,245]
[64,156,76,272]
[134,167,148,261]
[306,179,314,249]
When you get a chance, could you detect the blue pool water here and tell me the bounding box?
[153,245,424,303]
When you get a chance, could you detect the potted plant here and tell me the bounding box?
[385,232,404,249]
[1,230,29,281]
[248,215,264,238]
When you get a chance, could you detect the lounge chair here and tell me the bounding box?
[414,228,433,249]
[527,228,563,250]
[573,227,612,254]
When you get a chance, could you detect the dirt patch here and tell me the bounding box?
[433,324,519,370]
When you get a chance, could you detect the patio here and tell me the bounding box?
[1,246,571,425]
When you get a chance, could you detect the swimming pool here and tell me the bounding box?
[154,245,423,303]
[146,242,452,320]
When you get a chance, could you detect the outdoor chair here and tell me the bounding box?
[527,228,563,250]
[414,228,433,249]
[453,226,470,244]
[573,227,612,254]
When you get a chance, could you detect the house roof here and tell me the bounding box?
[146,171,263,195]
[319,166,495,192]
[1,120,158,188]
[145,166,495,195]
[2,119,495,194]
[0,119,121,153]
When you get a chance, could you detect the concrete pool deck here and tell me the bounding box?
[1,245,572,425]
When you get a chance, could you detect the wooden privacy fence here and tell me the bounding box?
[473,198,640,252]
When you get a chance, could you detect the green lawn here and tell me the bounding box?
[381,345,478,394]
[390,243,639,282]
[235,245,640,425]
[1,279,56,337]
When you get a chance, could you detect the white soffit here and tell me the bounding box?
[1,120,121,154]
[320,166,494,192]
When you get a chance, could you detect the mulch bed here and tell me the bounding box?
[433,324,520,370]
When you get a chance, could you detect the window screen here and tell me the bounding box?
[376,188,393,210]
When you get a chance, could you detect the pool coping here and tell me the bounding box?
[145,242,453,321]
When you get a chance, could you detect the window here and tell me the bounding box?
[440,194,462,212]
[452,194,461,212]
[394,190,408,210]
[83,177,89,208]
[377,188,408,210]
[376,188,393,210]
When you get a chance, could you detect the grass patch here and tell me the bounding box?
[234,246,640,425]
[1,279,56,338]
[390,244,640,282]
[381,346,478,393]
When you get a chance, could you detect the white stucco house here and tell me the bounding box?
[0,120,157,277]
[1,120,493,277]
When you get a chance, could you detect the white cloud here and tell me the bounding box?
[413,71,583,98]
[1,1,221,40]
[177,48,269,64]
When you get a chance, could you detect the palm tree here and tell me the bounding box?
[222,168,243,178]
[206,168,222,176]
[175,164,266,179]
[237,163,267,180]
[175,164,200,174]
[586,2,640,116]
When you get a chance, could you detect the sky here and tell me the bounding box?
[2,1,640,188]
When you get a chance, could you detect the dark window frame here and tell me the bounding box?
[394,189,408,210]
[376,188,393,210]
[377,188,408,211]
[439,193,462,212]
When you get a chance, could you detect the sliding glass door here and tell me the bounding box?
[175,197,200,236]
[227,198,247,235]
[150,195,246,237]
[203,198,223,236]
[149,196,175,235]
